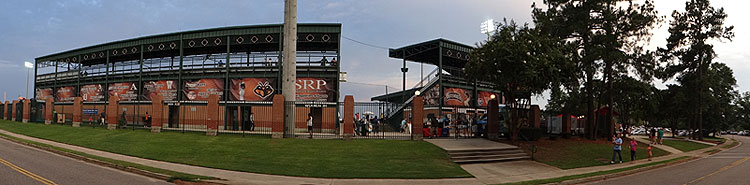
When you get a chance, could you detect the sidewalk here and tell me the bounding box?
[0,128,735,185]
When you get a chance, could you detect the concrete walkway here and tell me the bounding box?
[0,128,737,185]
[631,136,683,154]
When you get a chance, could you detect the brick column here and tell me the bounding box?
[487,99,499,140]
[151,95,163,133]
[3,101,8,120]
[22,99,30,123]
[412,96,424,140]
[271,95,284,139]
[72,97,83,127]
[45,98,53,124]
[106,96,119,130]
[531,105,540,128]
[12,100,18,121]
[343,96,354,140]
[206,94,219,136]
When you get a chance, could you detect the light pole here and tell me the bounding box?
[24,61,34,99]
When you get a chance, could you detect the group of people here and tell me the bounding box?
[610,133,653,164]
[353,113,380,136]
[649,127,665,145]
[422,114,481,139]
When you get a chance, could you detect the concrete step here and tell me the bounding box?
[452,155,530,164]
[450,153,529,160]
[448,149,526,157]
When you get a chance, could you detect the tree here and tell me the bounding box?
[533,0,660,139]
[467,21,569,143]
[658,0,734,140]
[612,76,657,130]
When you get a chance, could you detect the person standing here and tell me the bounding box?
[629,138,638,162]
[650,127,657,144]
[249,112,255,131]
[401,119,407,133]
[307,113,313,138]
[658,128,664,145]
[611,134,623,164]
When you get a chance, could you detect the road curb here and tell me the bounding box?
[552,156,696,185]
[0,134,173,182]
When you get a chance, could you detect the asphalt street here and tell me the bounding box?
[585,135,750,185]
[0,137,170,185]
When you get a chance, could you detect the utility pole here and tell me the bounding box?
[282,0,297,138]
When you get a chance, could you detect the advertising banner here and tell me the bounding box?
[35,88,53,100]
[229,78,276,101]
[80,84,104,102]
[142,80,177,101]
[443,87,472,107]
[56,86,76,102]
[423,84,441,106]
[108,82,138,101]
[183,79,224,101]
[295,77,336,102]
[477,91,499,107]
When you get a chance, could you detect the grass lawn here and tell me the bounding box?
[518,137,669,169]
[0,120,470,179]
[662,139,712,152]
[702,136,726,144]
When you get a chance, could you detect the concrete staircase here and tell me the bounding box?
[448,147,530,163]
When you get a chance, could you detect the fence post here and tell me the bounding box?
[487,99,499,140]
[206,94,219,136]
[271,95,285,139]
[22,99,30,123]
[72,97,83,127]
[45,98,54,124]
[3,101,8,120]
[412,96,424,140]
[107,96,119,130]
[151,95,163,133]
[12,100,18,121]
[343,96,354,140]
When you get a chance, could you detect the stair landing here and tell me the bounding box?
[426,138,530,164]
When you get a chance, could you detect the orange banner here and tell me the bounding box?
[477,91,499,107]
[295,78,335,102]
[56,86,76,102]
[142,80,177,101]
[230,78,276,101]
[80,84,104,102]
[444,87,472,107]
[35,88,53,100]
[183,79,224,101]
[108,82,138,101]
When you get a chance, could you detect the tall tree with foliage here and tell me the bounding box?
[658,0,734,140]
[467,21,570,143]
[533,0,660,139]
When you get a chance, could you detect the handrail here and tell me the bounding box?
[385,75,440,119]
[412,68,439,89]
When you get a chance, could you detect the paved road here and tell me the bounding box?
[0,137,170,185]
[586,135,750,185]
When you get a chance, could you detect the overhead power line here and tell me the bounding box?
[342,35,389,50]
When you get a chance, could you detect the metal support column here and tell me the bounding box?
[438,45,443,118]
[224,36,231,130]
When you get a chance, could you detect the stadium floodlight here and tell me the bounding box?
[480,19,495,35]
[24,61,33,99]
[24,62,34,68]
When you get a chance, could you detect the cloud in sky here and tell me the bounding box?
[0,0,747,108]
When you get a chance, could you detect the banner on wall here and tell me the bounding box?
[295,77,336,102]
[35,88,53,100]
[443,87,472,107]
[477,91,499,107]
[80,84,104,102]
[183,79,224,101]
[229,78,276,101]
[56,86,76,102]
[422,84,441,106]
[108,82,138,101]
[142,80,177,101]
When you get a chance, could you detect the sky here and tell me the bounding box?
[0,0,747,109]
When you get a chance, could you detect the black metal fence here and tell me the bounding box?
[81,102,107,128]
[281,101,340,139]
[218,102,274,136]
[345,102,411,140]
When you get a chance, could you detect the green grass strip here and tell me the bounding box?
[662,139,712,152]
[499,156,690,185]
[0,132,214,182]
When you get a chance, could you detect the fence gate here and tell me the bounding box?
[0,104,4,119]
[81,102,106,127]
[30,100,45,123]
[220,102,273,136]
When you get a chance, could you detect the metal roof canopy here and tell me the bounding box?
[388,38,473,68]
